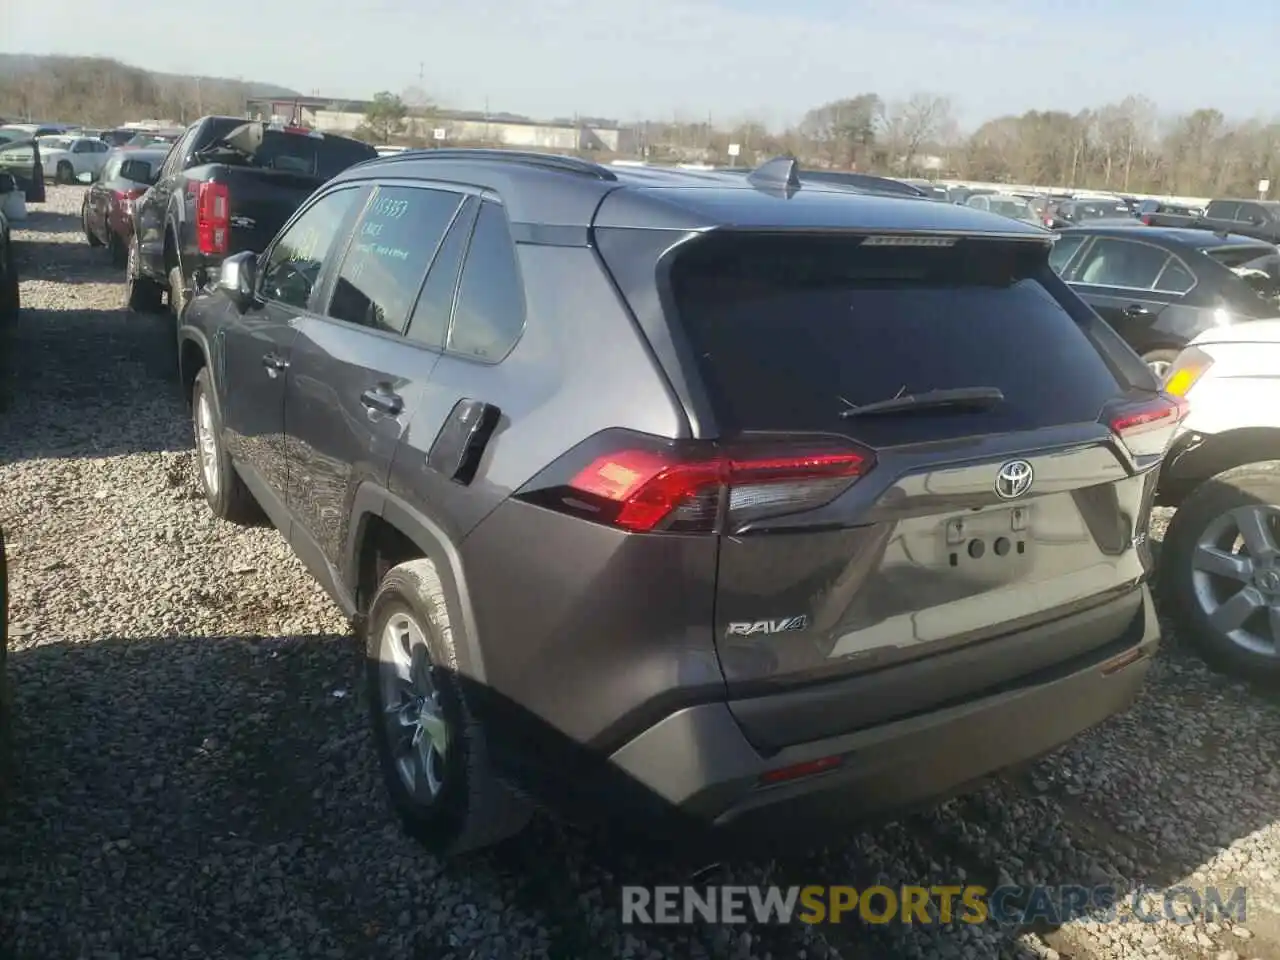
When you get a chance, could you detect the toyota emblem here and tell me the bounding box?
[995,460,1035,500]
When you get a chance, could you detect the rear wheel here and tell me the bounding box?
[107,231,126,268]
[168,264,188,320]
[82,202,102,247]
[0,253,17,322]
[124,235,164,313]
[1161,462,1280,682]
[367,558,532,856]
[1140,348,1180,383]
[55,161,73,185]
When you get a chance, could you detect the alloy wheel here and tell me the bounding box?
[1190,504,1280,658]
[195,391,220,497]
[379,611,449,802]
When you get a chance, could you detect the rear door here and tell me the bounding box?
[1063,235,1195,351]
[656,231,1172,726]
[0,140,44,203]
[282,181,466,573]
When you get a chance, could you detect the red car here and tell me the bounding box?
[81,148,165,266]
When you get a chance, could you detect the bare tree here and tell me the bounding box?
[882,93,952,175]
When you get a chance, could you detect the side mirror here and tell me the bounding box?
[76,170,94,184]
[217,251,257,312]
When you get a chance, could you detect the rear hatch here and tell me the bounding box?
[599,228,1181,750]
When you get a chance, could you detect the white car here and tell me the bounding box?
[36,135,110,184]
[1157,319,1280,679]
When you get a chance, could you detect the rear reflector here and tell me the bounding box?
[759,755,843,785]
[516,430,873,534]
[1106,394,1189,460]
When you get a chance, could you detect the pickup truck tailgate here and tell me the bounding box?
[211,167,332,256]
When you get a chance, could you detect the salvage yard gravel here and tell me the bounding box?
[1,185,1279,960]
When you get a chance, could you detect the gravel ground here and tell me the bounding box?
[1,185,1279,960]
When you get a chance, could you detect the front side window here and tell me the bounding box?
[259,187,365,310]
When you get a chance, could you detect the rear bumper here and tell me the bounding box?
[609,584,1158,839]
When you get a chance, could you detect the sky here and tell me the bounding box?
[3,0,1278,129]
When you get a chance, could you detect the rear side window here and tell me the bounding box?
[668,234,1124,444]
[1048,235,1086,273]
[1206,201,1238,220]
[445,201,526,362]
[327,185,463,333]
[405,198,477,350]
[1072,237,1170,288]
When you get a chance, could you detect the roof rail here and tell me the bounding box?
[359,148,617,181]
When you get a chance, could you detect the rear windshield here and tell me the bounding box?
[669,234,1125,445]
[1074,202,1130,220]
[200,120,376,179]
[1205,246,1280,308]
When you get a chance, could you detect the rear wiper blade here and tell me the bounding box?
[838,386,1005,419]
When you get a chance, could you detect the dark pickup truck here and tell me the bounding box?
[1139,198,1280,243]
[126,116,377,316]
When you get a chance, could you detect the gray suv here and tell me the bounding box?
[177,151,1182,856]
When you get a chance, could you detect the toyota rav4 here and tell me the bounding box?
[176,152,1183,855]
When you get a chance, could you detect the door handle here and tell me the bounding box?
[261,353,289,377]
[360,385,404,416]
[1123,304,1151,317]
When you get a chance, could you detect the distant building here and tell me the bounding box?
[245,94,621,152]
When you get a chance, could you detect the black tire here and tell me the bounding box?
[0,525,10,800]
[0,256,17,323]
[366,558,532,856]
[107,231,126,268]
[190,367,261,525]
[55,161,73,185]
[83,202,103,247]
[168,264,188,320]
[1161,461,1280,682]
[124,235,164,313]
[1140,348,1181,384]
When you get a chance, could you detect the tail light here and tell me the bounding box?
[112,187,145,215]
[195,182,230,255]
[1104,394,1189,461]
[514,429,874,534]
[1140,214,1153,225]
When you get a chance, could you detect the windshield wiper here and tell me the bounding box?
[839,386,1005,419]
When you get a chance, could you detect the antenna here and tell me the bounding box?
[746,156,801,196]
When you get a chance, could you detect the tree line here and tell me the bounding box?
[641,93,1279,198]
[0,55,281,128]
[3,56,1276,198]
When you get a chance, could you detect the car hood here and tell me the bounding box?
[1190,316,1280,346]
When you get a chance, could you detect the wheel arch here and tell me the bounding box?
[347,484,487,683]
[1159,427,1280,509]
[177,329,213,410]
